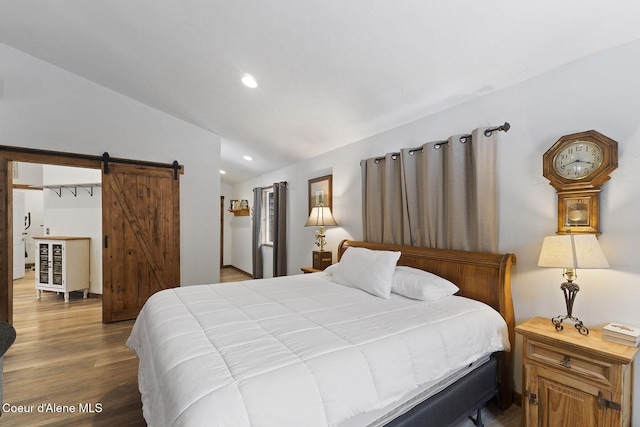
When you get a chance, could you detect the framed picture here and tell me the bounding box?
[308,174,332,214]
[557,190,600,235]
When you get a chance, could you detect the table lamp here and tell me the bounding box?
[305,205,337,270]
[537,233,609,335]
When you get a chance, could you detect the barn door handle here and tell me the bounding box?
[104,235,108,248]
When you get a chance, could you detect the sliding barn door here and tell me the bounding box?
[102,163,180,323]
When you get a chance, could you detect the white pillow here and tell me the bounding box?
[391,266,459,301]
[331,247,401,298]
[323,263,339,275]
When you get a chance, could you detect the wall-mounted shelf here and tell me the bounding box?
[30,183,101,197]
[229,199,249,215]
[228,208,250,216]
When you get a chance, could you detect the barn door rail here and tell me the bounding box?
[102,152,182,180]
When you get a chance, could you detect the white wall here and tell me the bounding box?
[42,164,101,186]
[0,43,221,287]
[230,39,640,415]
[13,162,43,186]
[41,165,102,294]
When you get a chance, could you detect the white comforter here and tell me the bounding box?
[126,272,509,427]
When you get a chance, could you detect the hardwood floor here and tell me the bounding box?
[2,267,519,426]
[2,267,252,426]
[3,269,142,426]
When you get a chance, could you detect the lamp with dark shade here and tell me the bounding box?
[538,233,609,335]
[305,205,338,270]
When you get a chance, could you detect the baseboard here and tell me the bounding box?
[512,390,522,407]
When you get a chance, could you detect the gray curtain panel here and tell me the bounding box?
[401,141,446,248]
[252,187,263,279]
[272,181,288,277]
[360,153,407,244]
[362,127,498,252]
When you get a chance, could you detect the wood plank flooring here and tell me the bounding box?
[2,267,519,426]
[3,269,142,426]
[1,268,249,426]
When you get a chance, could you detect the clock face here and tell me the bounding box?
[552,141,604,180]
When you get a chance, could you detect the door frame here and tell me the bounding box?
[220,195,224,268]
[0,146,182,323]
[0,149,99,323]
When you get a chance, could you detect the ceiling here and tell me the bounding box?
[2,1,640,184]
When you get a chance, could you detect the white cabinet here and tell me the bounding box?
[34,236,90,302]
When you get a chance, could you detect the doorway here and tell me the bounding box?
[0,147,182,323]
[12,162,102,306]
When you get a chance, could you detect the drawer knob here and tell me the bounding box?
[560,355,571,368]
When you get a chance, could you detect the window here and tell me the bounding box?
[262,187,274,245]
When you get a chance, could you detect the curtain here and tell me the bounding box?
[362,127,498,252]
[272,182,288,276]
[251,187,263,279]
[360,154,406,244]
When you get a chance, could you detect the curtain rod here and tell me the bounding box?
[484,122,511,137]
[373,122,510,162]
[258,180,288,191]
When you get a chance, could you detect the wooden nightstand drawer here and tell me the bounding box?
[527,339,614,386]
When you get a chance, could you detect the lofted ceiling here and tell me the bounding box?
[2,1,640,184]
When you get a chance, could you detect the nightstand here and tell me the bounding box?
[312,250,332,270]
[301,266,322,274]
[516,317,638,427]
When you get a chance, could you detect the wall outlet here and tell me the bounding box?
[46,228,50,235]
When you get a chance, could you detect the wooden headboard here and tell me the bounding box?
[337,240,516,408]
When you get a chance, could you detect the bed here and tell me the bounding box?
[127,240,516,426]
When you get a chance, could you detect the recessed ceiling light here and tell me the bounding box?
[243,155,253,161]
[219,170,226,174]
[241,74,258,88]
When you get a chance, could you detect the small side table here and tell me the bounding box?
[301,266,322,274]
[516,317,637,426]
[312,251,332,270]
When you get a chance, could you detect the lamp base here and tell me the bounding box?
[552,279,589,335]
[552,314,589,335]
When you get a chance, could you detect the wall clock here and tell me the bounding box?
[543,130,618,234]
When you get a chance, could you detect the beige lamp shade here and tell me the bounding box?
[537,234,609,269]
[305,206,338,227]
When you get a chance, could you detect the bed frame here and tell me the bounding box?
[337,240,516,424]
